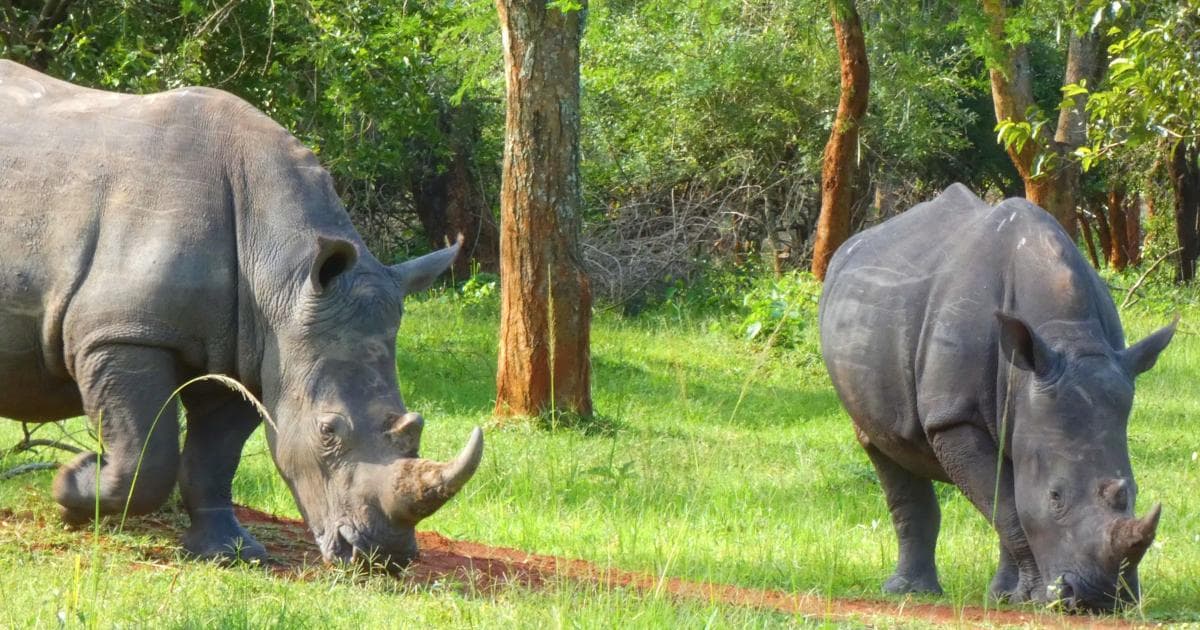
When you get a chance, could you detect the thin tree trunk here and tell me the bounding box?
[1108,187,1129,271]
[982,0,1102,239]
[1091,194,1113,267]
[1078,210,1101,269]
[811,0,869,280]
[1125,193,1142,266]
[1169,142,1200,283]
[494,0,593,418]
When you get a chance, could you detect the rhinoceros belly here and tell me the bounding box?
[0,313,82,422]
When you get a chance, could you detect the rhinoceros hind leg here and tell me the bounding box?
[863,443,944,595]
[178,389,266,563]
[53,346,181,524]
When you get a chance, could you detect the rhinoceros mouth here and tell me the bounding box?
[315,522,416,569]
[314,525,354,564]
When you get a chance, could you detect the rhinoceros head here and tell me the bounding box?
[260,235,480,570]
[997,313,1175,611]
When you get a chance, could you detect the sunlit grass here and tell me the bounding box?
[1,282,1198,625]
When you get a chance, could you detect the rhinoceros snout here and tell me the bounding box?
[318,524,419,571]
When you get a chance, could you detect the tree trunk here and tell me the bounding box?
[412,135,501,277]
[811,0,869,280]
[982,0,1103,239]
[1125,193,1142,266]
[1077,210,1101,269]
[1169,142,1200,283]
[1091,193,1113,266]
[493,0,593,418]
[1107,187,1129,271]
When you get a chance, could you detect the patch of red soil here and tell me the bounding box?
[0,505,1154,626]
[229,506,1144,628]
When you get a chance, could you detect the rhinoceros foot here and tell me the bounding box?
[53,451,174,526]
[883,571,943,596]
[183,510,267,563]
[988,566,1040,604]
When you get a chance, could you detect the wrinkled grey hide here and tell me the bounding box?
[819,184,1173,611]
[0,60,482,568]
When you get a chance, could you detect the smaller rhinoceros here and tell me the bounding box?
[0,60,481,569]
[819,184,1173,611]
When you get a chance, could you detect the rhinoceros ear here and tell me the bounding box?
[310,236,359,294]
[390,235,462,296]
[1120,315,1179,376]
[996,312,1060,377]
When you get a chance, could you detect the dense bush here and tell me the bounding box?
[16,0,1194,306]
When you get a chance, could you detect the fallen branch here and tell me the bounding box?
[0,462,58,481]
[8,438,83,455]
[1121,247,1183,310]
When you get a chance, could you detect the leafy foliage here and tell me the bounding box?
[2,0,500,258]
[1076,0,1200,166]
[737,271,822,351]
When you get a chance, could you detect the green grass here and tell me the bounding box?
[2,279,1199,627]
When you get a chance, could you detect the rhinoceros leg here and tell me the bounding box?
[178,390,267,562]
[928,423,1042,602]
[989,543,1022,601]
[863,443,944,595]
[53,345,181,524]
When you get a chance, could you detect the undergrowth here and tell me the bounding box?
[0,263,1197,627]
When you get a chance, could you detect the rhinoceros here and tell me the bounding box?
[819,184,1174,611]
[0,60,482,568]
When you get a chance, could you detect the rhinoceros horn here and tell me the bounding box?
[390,235,463,295]
[382,426,484,524]
[1109,503,1162,564]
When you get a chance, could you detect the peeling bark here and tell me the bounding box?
[493,0,593,418]
[811,0,869,281]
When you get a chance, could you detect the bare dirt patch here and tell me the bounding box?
[227,507,1144,628]
[0,505,1157,627]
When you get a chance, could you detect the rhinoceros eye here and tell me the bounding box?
[318,417,342,448]
[1048,489,1066,516]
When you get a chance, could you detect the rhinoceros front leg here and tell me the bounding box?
[53,345,181,524]
[177,389,266,562]
[862,442,944,595]
[989,542,1022,601]
[928,423,1042,603]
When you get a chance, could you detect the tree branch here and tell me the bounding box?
[1121,248,1183,309]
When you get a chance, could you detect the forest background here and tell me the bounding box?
[6,0,1195,305]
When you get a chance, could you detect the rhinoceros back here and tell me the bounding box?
[0,61,287,420]
[818,183,1123,472]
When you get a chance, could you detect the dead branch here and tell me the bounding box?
[0,462,58,481]
[1121,247,1183,310]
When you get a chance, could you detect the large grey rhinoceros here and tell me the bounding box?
[819,184,1174,611]
[0,60,482,568]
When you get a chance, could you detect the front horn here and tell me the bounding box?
[1110,503,1162,564]
[384,427,484,524]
